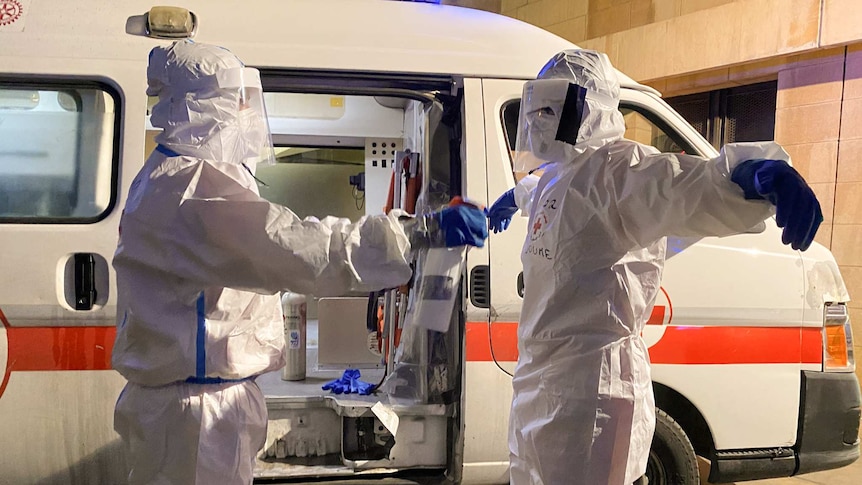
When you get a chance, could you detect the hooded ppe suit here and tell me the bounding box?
[112,40,486,485]
[500,50,821,485]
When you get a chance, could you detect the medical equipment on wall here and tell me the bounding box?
[374,144,470,404]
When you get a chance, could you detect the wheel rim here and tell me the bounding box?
[646,449,668,485]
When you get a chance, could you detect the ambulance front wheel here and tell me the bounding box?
[646,408,700,485]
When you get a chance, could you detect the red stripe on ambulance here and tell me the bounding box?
[466,320,823,365]
[0,306,824,399]
[0,307,116,400]
[646,305,666,325]
[0,324,115,398]
[648,326,822,365]
[466,303,668,362]
[648,287,673,325]
[6,326,114,371]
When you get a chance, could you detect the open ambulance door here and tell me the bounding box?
[480,79,526,377]
[459,79,527,484]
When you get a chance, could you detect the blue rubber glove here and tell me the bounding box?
[322,374,348,394]
[487,189,518,233]
[322,369,374,395]
[731,159,823,251]
[322,378,347,394]
[344,369,375,395]
[435,204,488,248]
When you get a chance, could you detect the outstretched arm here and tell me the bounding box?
[611,141,811,248]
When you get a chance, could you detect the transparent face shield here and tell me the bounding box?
[514,79,575,173]
[513,79,612,173]
[214,67,276,168]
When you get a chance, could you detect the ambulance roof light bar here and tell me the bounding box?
[145,6,197,39]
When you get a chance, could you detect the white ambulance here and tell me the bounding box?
[0,1,858,484]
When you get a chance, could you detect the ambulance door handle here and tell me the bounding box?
[517,272,524,298]
[74,253,97,311]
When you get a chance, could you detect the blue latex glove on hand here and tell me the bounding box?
[487,189,518,233]
[731,159,823,251]
[435,202,488,248]
[322,369,374,395]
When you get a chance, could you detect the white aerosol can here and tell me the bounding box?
[281,292,307,381]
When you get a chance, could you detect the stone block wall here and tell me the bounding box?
[834,45,862,365]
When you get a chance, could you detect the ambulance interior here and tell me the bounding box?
[145,88,463,478]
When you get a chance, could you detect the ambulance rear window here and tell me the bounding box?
[0,81,119,223]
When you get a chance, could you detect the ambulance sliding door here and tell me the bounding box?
[0,79,126,484]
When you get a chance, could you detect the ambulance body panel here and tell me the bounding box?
[0,1,858,484]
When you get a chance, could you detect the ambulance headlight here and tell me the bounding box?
[823,303,855,372]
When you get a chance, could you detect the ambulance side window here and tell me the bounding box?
[500,100,696,171]
[0,82,119,222]
[619,107,691,154]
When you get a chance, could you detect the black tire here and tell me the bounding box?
[646,408,700,485]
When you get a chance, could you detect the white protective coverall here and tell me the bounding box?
[507,50,783,484]
[112,40,414,484]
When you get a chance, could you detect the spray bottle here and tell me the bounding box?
[281,292,307,381]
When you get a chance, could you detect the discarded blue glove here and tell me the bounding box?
[487,189,518,233]
[731,159,823,251]
[322,369,374,395]
[435,204,488,248]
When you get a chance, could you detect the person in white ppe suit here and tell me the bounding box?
[112,40,487,485]
[486,49,822,485]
